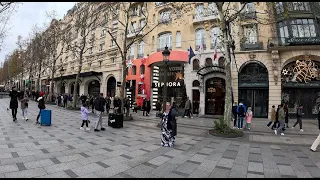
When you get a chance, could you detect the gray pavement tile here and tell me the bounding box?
[278,165,296,176]
[120,154,133,160]
[28,136,34,139]
[40,149,49,154]
[0,164,19,174]
[50,157,61,164]
[117,172,136,178]
[33,142,40,145]
[186,160,201,165]
[148,156,171,166]
[222,150,237,159]
[142,162,158,169]
[24,159,55,169]
[0,155,36,165]
[164,172,186,178]
[0,152,13,159]
[247,173,264,178]
[16,163,27,171]
[94,163,132,178]
[150,162,179,177]
[295,170,313,178]
[217,158,234,168]
[305,166,320,178]
[96,161,110,168]
[175,162,199,175]
[209,167,231,178]
[11,152,19,158]
[44,161,81,174]
[248,162,264,173]
[64,169,78,178]
[79,152,90,158]
[4,167,48,178]
[281,175,298,178]
[188,169,210,178]
[56,154,84,163]
[37,171,71,178]
[248,153,263,162]
[66,145,75,149]
[299,158,317,167]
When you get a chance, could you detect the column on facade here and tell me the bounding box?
[269,50,281,119]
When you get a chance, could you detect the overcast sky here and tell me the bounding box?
[0,2,76,64]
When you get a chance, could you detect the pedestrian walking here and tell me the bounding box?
[232,102,238,129]
[236,101,246,129]
[142,98,147,116]
[132,102,138,113]
[80,102,90,131]
[94,93,106,132]
[245,107,253,130]
[9,87,19,121]
[183,97,193,118]
[155,99,162,117]
[292,105,304,132]
[124,96,130,117]
[284,103,289,128]
[169,102,178,141]
[160,102,175,147]
[274,104,285,136]
[272,105,281,130]
[105,96,111,114]
[267,105,276,128]
[63,94,68,108]
[193,100,200,117]
[20,92,29,121]
[36,92,46,124]
[311,107,320,152]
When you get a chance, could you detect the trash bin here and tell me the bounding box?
[108,113,123,128]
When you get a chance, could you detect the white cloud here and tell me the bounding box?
[0,2,76,63]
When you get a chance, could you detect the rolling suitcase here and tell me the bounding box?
[40,109,52,126]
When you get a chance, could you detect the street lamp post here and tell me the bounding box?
[162,45,171,113]
[59,67,65,95]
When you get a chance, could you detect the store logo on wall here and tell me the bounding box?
[153,82,182,88]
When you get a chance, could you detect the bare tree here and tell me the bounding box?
[42,11,65,102]
[102,2,181,113]
[0,2,18,52]
[62,2,101,108]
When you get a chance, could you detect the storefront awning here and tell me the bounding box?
[197,65,226,77]
[53,71,102,81]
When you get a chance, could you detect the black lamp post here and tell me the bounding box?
[59,67,65,95]
[162,45,171,113]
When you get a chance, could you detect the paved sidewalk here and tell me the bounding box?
[1,98,320,178]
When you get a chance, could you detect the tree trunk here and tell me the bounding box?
[48,56,56,102]
[120,55,127,114]
[73,55,82,109]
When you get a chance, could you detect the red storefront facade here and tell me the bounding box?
[126,50,188,107]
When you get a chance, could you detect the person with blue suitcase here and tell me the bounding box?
[36,92,46,124]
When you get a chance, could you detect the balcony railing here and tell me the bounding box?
[240,11,256,20]
[240,41,263,51]
[193,9,219,23]
[268,36,320,48]
[159,17,172,24]
[127,28,143,38]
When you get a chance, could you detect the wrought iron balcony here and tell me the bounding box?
[240,41,263,51]
[127,28,143,38]
[240,11,257,20]
[193,9,219,24]
[159,17,172,24]
[268,36,320,49]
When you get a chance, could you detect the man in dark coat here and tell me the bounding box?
[80,94,87,105]
[94,93,106,132]
[124,96,131,117]
[36,92,46,124]
[168,102,178,139]
[9,87,19,121]
[63,94,68,108]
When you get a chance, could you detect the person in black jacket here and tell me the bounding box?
[311,107,320,152]
[36,92,46,124]
[232,102,238,128]
[94,93,106,132]
[9,87,19,121]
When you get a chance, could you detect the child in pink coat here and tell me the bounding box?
[246,107,253,130]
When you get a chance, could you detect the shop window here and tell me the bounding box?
[193,59,200,70]
[206,58,213,66]
[140,64,145,74]
[278,21,289,44]
[176,31,181,47]
[132,65,136,75]
[192,80,200,87]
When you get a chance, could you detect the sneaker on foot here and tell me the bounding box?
[291,127,295,130]
[311,148,316,152]
[300,129,304,132]
[86,128,90,131]
[94,129,100,132]
[101,128,105,131]
[26,118,28,121]
[80,127,84,130]
[183,116,187,118]
[280,133,284,136]
[274,130,277,135]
